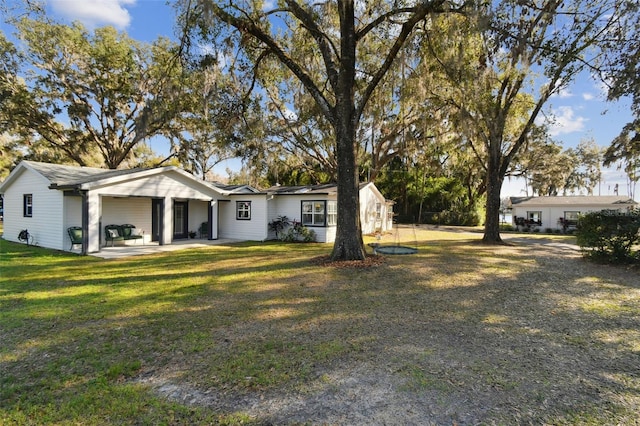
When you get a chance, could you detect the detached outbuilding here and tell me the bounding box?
[0,161,393,254]
[509,195,638,231]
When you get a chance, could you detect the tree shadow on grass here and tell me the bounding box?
[2,237,640,424]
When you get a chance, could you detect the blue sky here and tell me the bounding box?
[4,0,636,199]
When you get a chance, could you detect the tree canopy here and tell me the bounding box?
[179,0,472,260]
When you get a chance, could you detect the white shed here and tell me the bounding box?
[509,195,638,231]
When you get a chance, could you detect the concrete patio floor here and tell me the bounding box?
[87,238,242,260]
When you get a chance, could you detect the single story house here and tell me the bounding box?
[0,161,392,254]
[264,183,394,242]
[509,195,638,231]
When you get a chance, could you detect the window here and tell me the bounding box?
[23,194,33,217]
[236,201,251,220]
[302,201,328,226]
[527,211,541,223]
[564,211,580,222]
[375,202,382,220]
[327,201,337,226]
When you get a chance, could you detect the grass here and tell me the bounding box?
[1,226,639,424]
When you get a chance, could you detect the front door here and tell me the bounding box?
[173,201,189,239]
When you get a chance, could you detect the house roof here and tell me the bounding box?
[26,161,146,187]
[211,183,260,193]
[509,195,637,207]
[0,161,231,196]
[264,183,339,195]
[264,182,377,195]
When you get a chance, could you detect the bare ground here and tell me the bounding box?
[135,228,640,425]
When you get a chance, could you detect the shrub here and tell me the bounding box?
[431,210,481,226]
[269,216,316,242]
[280,220,316,243]
[576,209,640,264]
[268,216,290,240]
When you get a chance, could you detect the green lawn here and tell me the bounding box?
[1,229,639,424]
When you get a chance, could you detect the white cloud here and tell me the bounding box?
[582,93,594,101]
[262,0,277,11]
[49,0,135,29]
[543,106,588,136]
[552,87,574,99]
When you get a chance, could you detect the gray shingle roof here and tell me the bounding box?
[265,183,338,195]
[264,183,372,195]
[25,161,146,187]
[510,195,637,207]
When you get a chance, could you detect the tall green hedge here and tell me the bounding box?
[576,209,640,264]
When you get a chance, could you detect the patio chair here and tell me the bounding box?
[199,222,209,239]
[105,224,125,247]
[121,224,144,244]
[67,226,83,250]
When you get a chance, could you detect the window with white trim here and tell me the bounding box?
[527,211,542,224]
[564,211,580,222]
[327,201,337,226]
[302,201,327,226]
[23,194,33,217]
[236,201,251,220]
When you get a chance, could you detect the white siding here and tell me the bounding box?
[188,200,209,238]
[359,184,387,235]
[101,197,152,244]
[92,172,214,200]
[63,195,83,250]
[268,194,336,243]
[63,195,82,229]
[512,203,633,230]
[218,195,269,241]
[2,168,66,250]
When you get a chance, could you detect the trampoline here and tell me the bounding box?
[369,223,418,255]
[371,244,417,255]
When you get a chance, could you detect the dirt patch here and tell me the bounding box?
[310,254,386,268]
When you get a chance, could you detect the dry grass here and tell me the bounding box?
[2,226,640,424]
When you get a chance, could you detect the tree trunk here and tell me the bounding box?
[330,1,366,261]
[482,150,504,244]
[330,120,366,261]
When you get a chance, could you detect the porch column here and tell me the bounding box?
[161,196,172,245]
[80,191,88,255]
[86,191,101,253]
[208,200,218,240]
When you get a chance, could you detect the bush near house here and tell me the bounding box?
[576,209,640,264]
[268,216,316,242]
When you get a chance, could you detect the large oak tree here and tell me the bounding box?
[9,19,184,169]
[420,0,630,243]
[180,0,470,261]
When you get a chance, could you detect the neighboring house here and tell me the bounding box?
[264,183,394,243]
[509,195,638,231]
[0,161,392,254]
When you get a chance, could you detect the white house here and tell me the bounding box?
[264,183,394,242]
[509,195,638,231]
[0,161,392,254]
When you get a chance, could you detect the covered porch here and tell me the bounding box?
[59,166,229,255]
[66,194,223,255]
